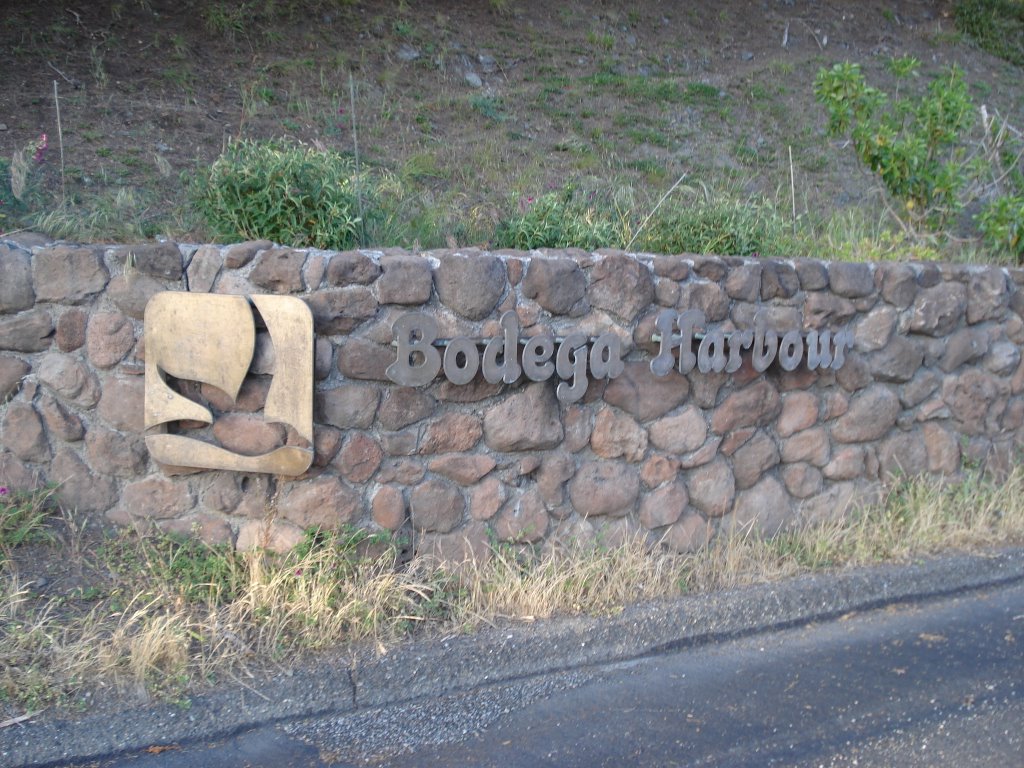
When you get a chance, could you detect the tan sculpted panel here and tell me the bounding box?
[144,292,313,475]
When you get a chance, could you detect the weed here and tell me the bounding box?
[0,487,55,565]
[470,95,506,122]
[494,186,617,250]
[955,0,1024,66]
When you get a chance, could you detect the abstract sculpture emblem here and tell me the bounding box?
[144,292,314,475]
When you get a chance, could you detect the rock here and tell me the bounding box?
[428,454,496,485]
[236,519,305,553]
[909,283,966,336]
[233,475,273,518]
[591,407,647,461]
[465,71,483,88]
[724,263,761,301]
[732,430,780,489]
[115,242,182,280]
[418,413,482,454]
[187,245,223,292]
[878,430,929,479]
[781,463,822,498]
[212,413,286,456]
[312,425,343,467]
[641,454,679,488]
[943,369,1001,435]
[854,306,897,352]
[55,308,88,352]
[663,513,713,553]
[379,387,436,430]
[304,254,327,290]
[224,240,271,269]
[648,406,706,455]
[314,338,333,381]
[336,432,383,483]
[803,292,856,329]
[656,278,680,307]
[495,488,549,542]
[85,311,135,369]
[868,335,923,383]
[377,458,425,485]
[280,475,361,529]
[250,248,306,292]
[563,405,593,452]
[0,308,53,352]
[967,267,1007,324]
[97,376,145,432]
[588,253,654,324]
[678,282,729,321]
[985,342,1020,376]
[317,385,379,429]
[568,461,639,517]
[484,383,563,451]
[203,474,243,513]
[522,258,587,315]
[410,478,465,532]
[760,261,800,300]
[377,254,432,304]
[434,251,506,320]
[685,458,734,518]
[0,451,38,490]
[305,287,377,335]
[900,370,941,409]
[728,476,792,536]
[106,274,164,320]
[1,402,49,462]
[372,485,406,530]
[710,380,781,434]
[37,353,100,408]
[536,453,576,505]
[939,328,988,372]
[202,376,270,413]
[603,362,689,422]
[652,256,690,281]
[776,391,818,438]
[922,422,959,474]
[794,260,829,291]
[835,353,872,392]
[0,245,34,313]
[33,246,109,303]
[639,480,688,529]
[337,339,393,381]
[51,449,115,513]
[823,445,866,480]
[828,262,874,298]
[325,251,381,285]
[877,263,917,308]
[0,356,30,403]
[469,477,505,521]
[831,385,900,443]
[117,476,190,519]
[85,427,147,476]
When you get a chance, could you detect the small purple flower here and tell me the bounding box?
[32,134,48,164]
[0,486,9,496]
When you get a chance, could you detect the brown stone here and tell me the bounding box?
[760,261,800,300]
[648,406,706,455]
[563,405,593,453]
[828,262,874,298]
[655,278,680,307]
[967,267,1008,324]
[313,425,343,468]
[233,475,274,518]
[877,263,917,308]
[588,253,654,324]
[314,338,333,381]
[114,242,183,280]
[652,255,690,280]
[250,248,306,292]
[106,273,164,320]
[317,385,379,430]
[939,328,988,373]
[781,463,822,499]
[55,308,88,352]
[942,369,1002,435]
[685,458,734,518]
[691,255,727,281]
[776,392,818,438]
[119,476,192,520]
[663,513,713,553]
[710,380,781,434]
[732,430,780,490]
[0,356,29,403]
[923,422,959,475]
[724,263,761,302]
[591,407,647,462]
[483,383,563,452]
[603,362,689,422]
[202,376,271,413]
[85,311,135,369]
[803,292,856,329]
[720,427,756,456]
[224,240,272,269]
[336,432,383,483]
[376,458,426,485]
[855,306,897,352]
[728,476,792,536]
[371,485,406,530]
[536,453,575,505]
[186,245,223,292]
[203,473,243,513]
[337,339,393,381]
[428,454,495,485]
[236,519,305,553]
[878,430,929,480]
[434,251,506,320]
[823,446,866,481]
[37,353,101,408]
[280,474,361,529]
[641,454,679,488]
[85,427,147,477]
[0,245,34,313]
[326,251,381,285]
[2,402,49,462]
[33,246,109,303]
[410,478,465,533]
[831,385,900,443]
[678,282,729,321]
[379,387,436,431]
[469,477,505,521]
[521,257,587,315]
[418,520,491,566]
[304,253,327,290]
[639,480,688,530]
[568,461,639,517]
[910,283,967,336]
[795,259,829,291]
[823,391,849,421]
[0,308,53,352]
[495,488,549,542]
[869,336,923,383]
[0,451,38,490]
[378,254,432,304]
[779,427,830,466]
[380,430,417,456]
[305,287,377,335]
[434,375,503,403]
[212,413,286,456]
[835,353,872,392]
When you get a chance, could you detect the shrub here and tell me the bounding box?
[493,187,617,250]
[637,196,790,257]
[955,0,1024,66]
[190,139,368,249]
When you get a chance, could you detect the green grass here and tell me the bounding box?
[955,0,1024,66]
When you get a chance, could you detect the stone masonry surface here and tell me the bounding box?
[2,235,1023,558]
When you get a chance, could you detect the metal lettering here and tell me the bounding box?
[752,326,778,373]
[556,333,589,403]
[806,329,833,370]
[443,336,480,385]
[697,329,728,373]
[676,310,705,374]
[778,330,803,371]
[651,309,679,376]
[831,329,853,370]
[590,333,624,379]
[522,334,555,382]
[726,329,753,373]
[482,311,522,384]
[387,313,442,386]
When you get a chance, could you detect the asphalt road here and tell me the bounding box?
[86,579,1024,767]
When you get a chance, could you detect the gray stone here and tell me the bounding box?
[828,262,874,298]
[803,292,856,329]
[686,458,735,518]
[411,478,465,533]
[115,242,182,280]
[588,254,654,324]
[779,426,830,466]
[96,377,145,432]
[186,245,223,292]
[236,519,305,553]
[568,461,639,517]
[37,392,83,442]
[0,308,52,352]
[909,283,967,336]
[317,385,379,429]
[781,463,823,499]
[760,261,799,300]
[37,353,100,408]
[638,480,688,530]
[663,513,713,553]
[732,430,780,489]
[831,385,900,443]
[710,380,781,434]
[377,254,432,304]
[305,287,377,334]
[434,251,506,320]
[603,362,689,422]
[1,402,49,462]
[428,454,496,486]
[250,248,306,292]
[106,274,164,320]
[939,327,989,372]
[379,387,436,430]
[0,356,30,403]
[900,369,941,408]
[326,251,381,286]
[51,448,117,513]
[967,267,1007,324]
[877,263,917,308]
[337,339,393,381]
[648,406,706,455]
[522,257,587,315]
[85,427,147,477]
[878,430,929,479]
[677,281,729,321]
[33,246,109,303]
[495,488,549,543]
[986,341,1021,376]
[854,306,897,352]
[868,335,923,382]
[224,240,271,269]
[728,476,792,536]
[943,369,1002,435]
[724,263,761,301]
[484,383,563,451]
[0,245,34,313]
[794,260,829,291]
[86,311,135,369]
[652,255,690,281]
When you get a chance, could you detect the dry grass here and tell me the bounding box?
[2,465,1024,714]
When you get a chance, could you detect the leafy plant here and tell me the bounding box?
[493,187,617,250]
[0,487,55,565]
[955,0,1024,66]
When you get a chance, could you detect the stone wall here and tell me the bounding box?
[2,233,1023,559]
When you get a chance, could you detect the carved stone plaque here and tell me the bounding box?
[144,292,313,475]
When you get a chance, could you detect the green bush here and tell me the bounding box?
[493,187,617,250]
[637,197,790,257]
[190,139,368,249]
[978,194,1024,260]
[955,0,1024,66]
